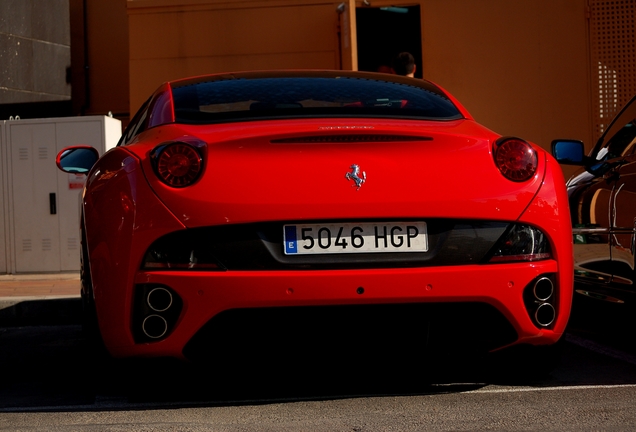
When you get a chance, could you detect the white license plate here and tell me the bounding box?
[283,222,428,255]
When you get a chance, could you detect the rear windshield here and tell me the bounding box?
[171,76,462,123]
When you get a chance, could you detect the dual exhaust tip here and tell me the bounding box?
[532,277,555,327]
[142,287,173,339]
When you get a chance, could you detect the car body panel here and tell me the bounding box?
[82,148,186,347]
[126,261,560,359]
[555,94,636,304]
[611,160,636,286]
[124,118,546,229]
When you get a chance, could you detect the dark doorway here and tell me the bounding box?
[356,6,423,79]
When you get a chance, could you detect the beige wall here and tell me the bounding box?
[84,0,130,118]
[128,0,343,113]
[126,0,593,180]
[69,0,129,120]
[421,0,592,158]
[89,0,130,117]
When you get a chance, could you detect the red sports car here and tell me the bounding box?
[56,71,572,374]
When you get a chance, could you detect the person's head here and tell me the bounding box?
[392,52,416,77]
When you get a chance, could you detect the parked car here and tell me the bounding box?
[57,71,573,376]
[553,95,636,306]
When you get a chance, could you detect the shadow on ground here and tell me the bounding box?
[2,317,636,413]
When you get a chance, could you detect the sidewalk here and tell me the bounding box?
[0,272,80,298]
[0,273,81,326]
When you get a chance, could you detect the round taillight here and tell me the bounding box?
[155,143,202,187]
[494,138,538,182]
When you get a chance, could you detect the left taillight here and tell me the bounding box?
[152,142,203,187]
[493,137,538,182]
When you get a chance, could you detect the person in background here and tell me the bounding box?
[392,52,416,77]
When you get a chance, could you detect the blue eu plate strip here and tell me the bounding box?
[284,225,298,254]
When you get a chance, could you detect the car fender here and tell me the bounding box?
[517,152,574,338]
[82,147,186,353]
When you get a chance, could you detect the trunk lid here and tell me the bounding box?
[135,118,545,228]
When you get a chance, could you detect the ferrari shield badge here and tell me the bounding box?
[345,164,366,190]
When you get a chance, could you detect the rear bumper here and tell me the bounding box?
[101,259,566,358]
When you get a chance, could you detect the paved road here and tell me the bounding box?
[1,295,636,430]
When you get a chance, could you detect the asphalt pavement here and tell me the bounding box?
[0,273,80,327]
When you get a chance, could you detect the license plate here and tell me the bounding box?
[283,222,428,255]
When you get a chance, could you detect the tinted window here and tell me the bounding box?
[598,121,636,160]
[592,95,636,161]
[171,76,462,123]
[118,98,150,146]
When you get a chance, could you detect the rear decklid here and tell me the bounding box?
[132,118,545,228]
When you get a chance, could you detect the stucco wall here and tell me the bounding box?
[421,0,592,157]
[128,0,342,114]
[87,0,129,118]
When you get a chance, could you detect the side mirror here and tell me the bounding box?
[56,146,100,174]
[551,139,586,165]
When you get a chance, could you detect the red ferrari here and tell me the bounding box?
[57,71,572,374]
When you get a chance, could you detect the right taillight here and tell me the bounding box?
[153,142,202,187]
[493,137,538,182]
[488,224,551,263]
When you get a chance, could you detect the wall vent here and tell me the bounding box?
[590,0,636,138]
[38,147,48,159]
[18,148,29,161]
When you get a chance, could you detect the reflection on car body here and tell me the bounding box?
[553,95,636,304]
[56,70,573,377]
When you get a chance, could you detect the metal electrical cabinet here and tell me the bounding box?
[0,116,121,274]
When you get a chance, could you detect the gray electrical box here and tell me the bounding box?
[0,116,121,274]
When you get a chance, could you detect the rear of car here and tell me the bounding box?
[73,71,572,370]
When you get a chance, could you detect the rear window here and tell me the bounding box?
[171,76,462,123]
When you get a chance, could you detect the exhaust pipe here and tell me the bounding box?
[147,287,173,312]
[142,314,168,339]
[533,277,554,302]
[134,284,183,343]
[534,303,556,327]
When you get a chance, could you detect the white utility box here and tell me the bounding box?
[0,116,121,274]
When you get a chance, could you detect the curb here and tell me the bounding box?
[0,296,82,327]
[0,272,79,282]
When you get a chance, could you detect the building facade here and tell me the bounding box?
[3,0,636,166]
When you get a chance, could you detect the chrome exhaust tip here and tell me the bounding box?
[147,287,173,312]
[535,303,556,327]
[142,314,168,339]
[533,277,554,302]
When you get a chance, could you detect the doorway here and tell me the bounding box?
[356,5,423,78]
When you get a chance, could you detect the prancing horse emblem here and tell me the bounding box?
[345,164,366,190]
